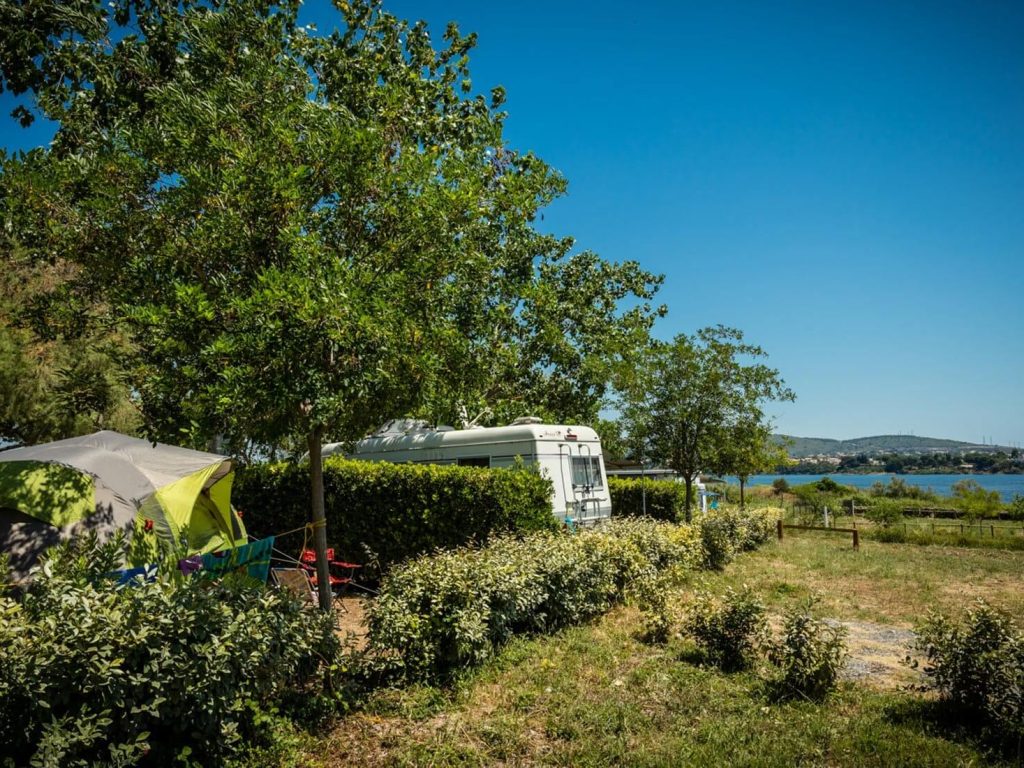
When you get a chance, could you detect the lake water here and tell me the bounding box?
[723,473,1024,503]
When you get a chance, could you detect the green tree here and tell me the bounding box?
[711,420,788,508]
[0,0,662,606]
[0,240,138,446]
[592,417,627,463]
[621,327,794,521]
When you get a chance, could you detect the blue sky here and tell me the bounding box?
[2,0,1022,444]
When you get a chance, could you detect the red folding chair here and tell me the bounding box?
[298,548,361,595]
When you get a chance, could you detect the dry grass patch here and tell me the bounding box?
[700,535,1024,626]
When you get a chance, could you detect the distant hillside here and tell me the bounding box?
[773,434,1001,459]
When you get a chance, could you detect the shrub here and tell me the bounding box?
[234,458,556,573]
[366,518,707,680]
[608,477,685,521]
[1009,494,1024,522]
[869,477,937,501]
[698,513,736,570]
[814,477,845,494]
[865,497,903,527]
[952,480,1003,521]
[769,598,847,701]
[684,587,767,671]
[871,525,908,543]
[772,477,790,495]
[915,601,1024,740]
[693,506,778,570]
[0,534,342,767]
[631,570,677,645]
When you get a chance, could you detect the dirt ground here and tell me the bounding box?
[335,595,369,650]
[828,618,921,688]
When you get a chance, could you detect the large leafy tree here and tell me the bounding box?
[0,0,662,606]
[0,233,138,447]
[621,327,794,521]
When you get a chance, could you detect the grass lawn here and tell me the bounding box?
[269,536,1024,767]
[698,531,1024,626]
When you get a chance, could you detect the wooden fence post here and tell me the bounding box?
[777,519,784,541]
[852,528,859,550]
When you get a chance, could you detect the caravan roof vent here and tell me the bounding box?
[510,416,543,426]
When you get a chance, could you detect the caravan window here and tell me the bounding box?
[457,456,490,468]
[570,456,603,489]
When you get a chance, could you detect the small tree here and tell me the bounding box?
[622,327,794,521]
[712,421,788,508]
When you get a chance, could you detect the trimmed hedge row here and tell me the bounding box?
[608,477,687,521]
[234,458,556,572]
[365,507,781,681]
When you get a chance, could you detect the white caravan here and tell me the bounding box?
[322,418,612,525]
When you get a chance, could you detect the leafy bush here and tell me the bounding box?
[769,598,847,701]
[870,525,908,543]
[608,477,686,521]
[790,482,844,523]
[865,497,904,527]
[365,518,709,680]
[684,587,766,671]
[720,506,778,551]
[0,535,342,767]
[951,480,1003,521]
[772,477,790,495]
[698,513,736,570]
[235,458,556,574]
[813,477,846,494]
[1009,494,1024,522]
[696,507,778,569]
[915,601,1024,740]
[630,570,677,645]
[869,477,937,501]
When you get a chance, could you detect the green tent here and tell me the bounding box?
[0,431,246,579]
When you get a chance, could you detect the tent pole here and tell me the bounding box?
[307,427,332,612]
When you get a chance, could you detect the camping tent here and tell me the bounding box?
[0,431,246,579]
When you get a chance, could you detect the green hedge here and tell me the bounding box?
[608,477,687,521]
[366,518,704,680]
[0,534,340,767]
[234,458,556,572]
[366,507,782,681]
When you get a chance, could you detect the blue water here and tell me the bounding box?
[724,473,1024,503]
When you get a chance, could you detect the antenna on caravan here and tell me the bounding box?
[457,405,492,430]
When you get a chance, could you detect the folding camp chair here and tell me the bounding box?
[271,567,316,605]
[298,548,362,596]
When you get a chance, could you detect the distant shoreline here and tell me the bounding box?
[776,468,1023,476]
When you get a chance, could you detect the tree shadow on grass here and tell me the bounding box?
[882,696,1023,765]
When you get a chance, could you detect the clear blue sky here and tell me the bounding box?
[2,0,1022,444]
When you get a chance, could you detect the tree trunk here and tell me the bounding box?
[683,475,693,523]
[739,476,746,509]
[307,427,332,612]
